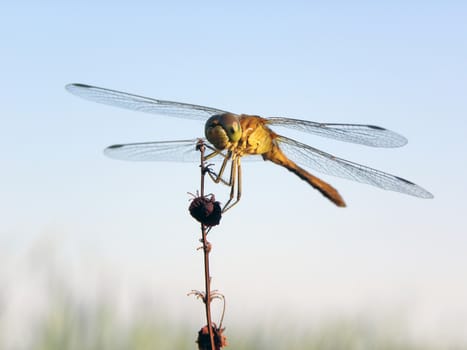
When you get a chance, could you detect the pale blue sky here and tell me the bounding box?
[1,0,467,343]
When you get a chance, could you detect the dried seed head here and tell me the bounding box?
[196,324,228,350]
[189,196,222,227]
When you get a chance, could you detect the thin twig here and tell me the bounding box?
[197,140,216,350]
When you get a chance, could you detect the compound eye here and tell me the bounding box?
[221,115,241,142]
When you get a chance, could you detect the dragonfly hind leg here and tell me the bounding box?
[221,157,242,213]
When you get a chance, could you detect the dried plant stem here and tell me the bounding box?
[198,141,216,350]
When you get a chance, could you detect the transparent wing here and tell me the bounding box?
[277,135,433,198]
[66,84,408,147]
[104,139,205,162]
[66,83,229,121]
[104,138,264,163]
[266,117,407,148]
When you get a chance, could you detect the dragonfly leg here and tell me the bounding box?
[201,147,242,212]
[204,147,227,161]
[222,158,242,212]
[203,143,231,163]
[222,158,237,212]
[206,151,231,186]
[237,159,242,201]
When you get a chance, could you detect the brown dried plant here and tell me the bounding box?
[188,140,227,350]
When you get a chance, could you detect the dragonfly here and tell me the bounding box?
[66,83,433,211]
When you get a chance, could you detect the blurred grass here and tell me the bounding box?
[35,300,194,350]
[30,296,460,350]
[1,237,465,350]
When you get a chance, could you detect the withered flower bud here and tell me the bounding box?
[189,195,222,227]
[196,324,228,350]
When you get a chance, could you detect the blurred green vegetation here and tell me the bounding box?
[1,238,465,350]
[35,302,194,350]
[29,298,461,350]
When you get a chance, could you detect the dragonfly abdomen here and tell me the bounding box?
[262,143,346,207]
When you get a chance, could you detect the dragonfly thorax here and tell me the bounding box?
[205,113,242,150]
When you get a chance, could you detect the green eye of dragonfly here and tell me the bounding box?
[226,122,241,142]
[217,114,241,142]
[205,113,242,145]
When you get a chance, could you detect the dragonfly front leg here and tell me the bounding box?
[205,151,231,186]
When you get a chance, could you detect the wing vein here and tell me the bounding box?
[277,136,432,198]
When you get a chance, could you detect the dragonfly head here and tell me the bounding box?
[205,113,242,150]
